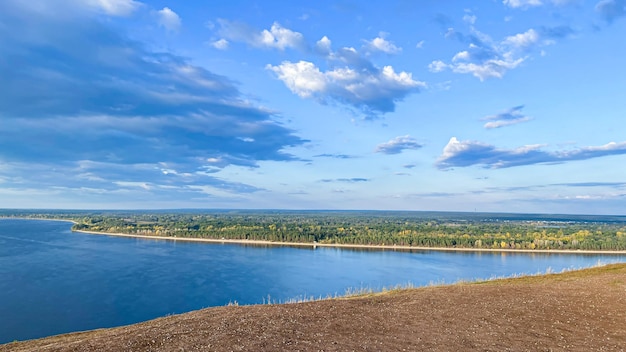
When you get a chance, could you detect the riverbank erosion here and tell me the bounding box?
[2,264,625,351]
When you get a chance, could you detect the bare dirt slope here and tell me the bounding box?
[3,264,625,352]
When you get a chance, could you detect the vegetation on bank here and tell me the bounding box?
[3,209,626,251]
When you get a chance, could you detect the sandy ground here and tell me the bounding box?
[2,263,625,352]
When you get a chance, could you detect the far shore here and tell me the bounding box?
[74,229,626,255]
[2,216,625,255]
[0,217,77,224]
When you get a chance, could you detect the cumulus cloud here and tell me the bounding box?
[328,46,378,72]
[259,22,306,50]
[503,29,540,49]
[436,137,626,169]
[595,0,626,22]
[429,26,544,80]
[212,20,420,117]
[503,0,543,8]
[266,61,327,98]
[364,34,402,54]
[156,7,181,32]
[428,60,447,72]
[267,61,423,116]
[375,136,424,154]
[315,36,332,54]
[211,39,229,50]
[482,105,532,129]
[215,20,305,50]
[0,1,306,194]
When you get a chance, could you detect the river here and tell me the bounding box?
[1,218,624,343]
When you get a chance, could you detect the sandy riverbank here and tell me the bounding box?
[74,229,626,255]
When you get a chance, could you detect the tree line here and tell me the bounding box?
[45,210,626,251]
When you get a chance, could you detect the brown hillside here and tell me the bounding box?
[2,264,626,352]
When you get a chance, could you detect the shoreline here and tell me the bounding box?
[74,229,626,255]
[2,217,624,255]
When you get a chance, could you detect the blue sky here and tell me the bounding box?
[1,0,625,214]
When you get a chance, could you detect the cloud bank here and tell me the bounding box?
[0,1,306,196]
[437,137,626,169]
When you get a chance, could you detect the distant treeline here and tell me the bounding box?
[4,210,625,251]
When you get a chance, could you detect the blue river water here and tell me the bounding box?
[1,218,625,343]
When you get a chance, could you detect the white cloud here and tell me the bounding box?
[0,3,309,197]
[85,0,142,16]
[216,20,305,51]
[436,137,626,169]
[258,22,305,50]
[452,51,471,62]
[215,21,418,116]
[503,0,543,8]
[365,35,402,54]
[503,29,539,48]
[415,40,425,49]
[156,7,181,32]
[484,117,531,129]
[267,61,424,115]
[463,14,477,24]
[482,105,532,129]
[211,39,229,50]
[450,57,525,80]
[114,181,152,190]
[315,36,332,54]
[428,60,448,72]
[266,61,327,98]
[375,135,423,154]
[431,26,541,80]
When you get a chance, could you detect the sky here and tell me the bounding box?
[1,0,625,214]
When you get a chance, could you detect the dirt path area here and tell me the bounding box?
[2,264,625,352]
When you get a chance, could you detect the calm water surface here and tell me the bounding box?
[1,219,624,343]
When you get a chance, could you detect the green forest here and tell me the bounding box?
[3,210,626,251]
